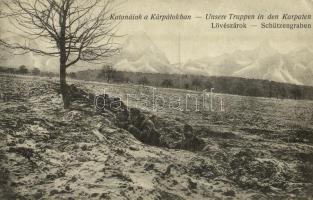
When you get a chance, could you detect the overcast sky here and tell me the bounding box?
[116,0,313,63]
[0,0,312,69]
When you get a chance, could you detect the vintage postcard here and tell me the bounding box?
[0,0,313,199]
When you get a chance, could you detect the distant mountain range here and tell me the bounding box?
[112,32,176,74]
[0,34,59,71]
[1,32,313,86]
[183,41,313,86]
[112,32,313,86]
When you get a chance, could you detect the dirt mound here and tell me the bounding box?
[229,149,293,192]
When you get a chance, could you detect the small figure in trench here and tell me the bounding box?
[181,124,205,151]
[127,108,160,146]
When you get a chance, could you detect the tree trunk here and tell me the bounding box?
[59,6,70,108]
[60,62,70,108]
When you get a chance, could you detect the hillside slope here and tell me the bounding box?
[1,75,313,199]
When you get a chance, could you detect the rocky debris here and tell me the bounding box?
[92,129,105,142]
[229,149,292,192]
[8,147,34,161]
[6,145,52,168]
[187,178,197,190]
[223,190,236,197]
[144,163,155,171]
[163,164,176,176]
[158,190,185,200]
[188,158,220,180]
[129,145,139,151]
[0,152,19,200]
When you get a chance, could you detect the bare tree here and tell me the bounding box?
[138,76,149,86]
[98,65,115,83]
[32,67,41,75]
[0,0,120,108]
[18,65,28,74]
[161,79,173,88]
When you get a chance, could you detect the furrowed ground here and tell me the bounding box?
[1,74,313,199]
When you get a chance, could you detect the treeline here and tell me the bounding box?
[2,64,313,101]
[0,65,41,75]
[76,67,313,101]
[0,65,76,78]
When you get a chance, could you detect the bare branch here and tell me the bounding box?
[0,0,121,68]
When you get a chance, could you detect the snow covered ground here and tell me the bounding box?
[1,75,313,199]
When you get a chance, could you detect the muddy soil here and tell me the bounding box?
[1,75,313,199]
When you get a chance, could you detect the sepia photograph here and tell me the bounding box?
[0,0,313,199]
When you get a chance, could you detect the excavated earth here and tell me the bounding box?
[1,75,313,200]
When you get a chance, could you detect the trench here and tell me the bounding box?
[68,84,206,152]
